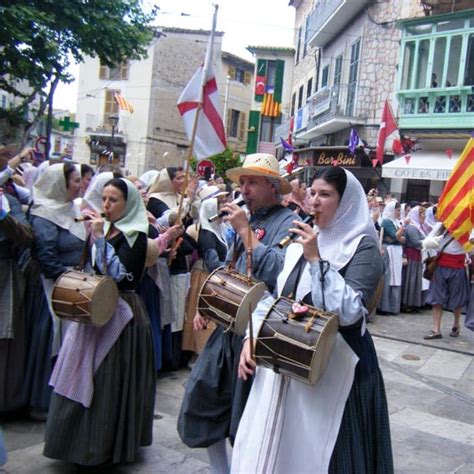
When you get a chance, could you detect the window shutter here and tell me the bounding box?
[226,109,232,137]
[99,64,108,80]
[246,110,260,154]
[244,71,252,85]
[274,60,285,103]
[228,65,236,81]
[239,112,246,141]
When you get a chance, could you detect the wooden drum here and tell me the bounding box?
[198,267,267,336]
[52,270,119,327]
[255,296,339,385]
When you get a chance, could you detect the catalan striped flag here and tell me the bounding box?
[114,93,134,113]
[261,93,281,117]
[437,138,474,252]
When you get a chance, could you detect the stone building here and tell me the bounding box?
[73,27,253,175]
[282,0,473,200]
[245,46,295,157]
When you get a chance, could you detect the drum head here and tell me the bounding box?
[90,277,119,326]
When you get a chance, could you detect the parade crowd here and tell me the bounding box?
[0,145,472,472]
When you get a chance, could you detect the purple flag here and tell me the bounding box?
[280,137,294,153]
[348,128,361,154]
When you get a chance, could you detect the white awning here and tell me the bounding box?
[382,151,459,181]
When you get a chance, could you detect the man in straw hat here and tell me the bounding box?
[178,153,299,473]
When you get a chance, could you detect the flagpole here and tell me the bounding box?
[168,4,219,265]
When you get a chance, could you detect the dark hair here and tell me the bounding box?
[104,178,128,201]
[394,202,401,210]
[80,163,94,177]
[166,166,183,181]
[63,162,77,188]
[312,167,347,200]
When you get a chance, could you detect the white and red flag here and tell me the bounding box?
[375,100,403,164]
[177,8,226,160]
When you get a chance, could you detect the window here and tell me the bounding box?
[298,85,304,109]
[99,61,129,80]
[431,37,446,88]
[465,34,474,86]
[307,77,313,100]
[447,35,462,87]
[291,92,296,117]
[260,116,280,142]
[303,15,310,57]
[321,65,329,88]
[401,42,415,89]
[104,89,120,123]
[266,61,276,91]
[229,110,240,138]
[234,67,245,83]
[346,39,361,116]
[415,39,429,89]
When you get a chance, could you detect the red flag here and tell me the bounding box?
[445,148,453,159]
[176,5,226,160]
[255,75,266,96]
[404,154,411,165]
[372,159,378,168]
[376,100,402,164]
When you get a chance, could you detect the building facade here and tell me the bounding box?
[286,0,473,200]
[245,46,295,157]
[74,28,253,176]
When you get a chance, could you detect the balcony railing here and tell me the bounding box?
[274,119,291,144]
[306,83,370,130]
[398,87,474,129]
[307,0,372,47]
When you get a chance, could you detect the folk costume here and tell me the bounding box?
[378,201,403,314]
[178,154,296,471]
[0,193,33,411]
[43,179,155,466]
[232,169,393,474]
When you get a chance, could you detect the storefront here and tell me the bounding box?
[292,146,385,192]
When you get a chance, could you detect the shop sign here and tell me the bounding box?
[315,151,359,167]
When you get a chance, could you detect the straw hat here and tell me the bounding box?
[226,153,292,194]
[145,238,160,267]
[198,185,228,201]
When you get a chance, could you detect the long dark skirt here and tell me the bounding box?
[177,325,252,448]
[0,259,27,412]
[22,260,53,411]
[43,293,156,466]
[378,248,402,314]
[329,325,394,474]
[402,259,423,307]
[137,273,163,371]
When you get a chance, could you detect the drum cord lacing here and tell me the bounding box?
[319,259,330,311]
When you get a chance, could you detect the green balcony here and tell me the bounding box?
[397,10,474,130]
[398,88,474,129]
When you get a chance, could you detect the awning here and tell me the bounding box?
[382,151,459,181]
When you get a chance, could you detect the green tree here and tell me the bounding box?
[0,0,158,142]
[190,148,242,181]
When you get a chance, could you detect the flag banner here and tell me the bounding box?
[261,93,280,117]
[437,138,474,252]
[348,128,362,154]
[177,63,227,159]
[114,93,134,113]
[376,100,403,164]
[280,137,294,153]
[255,75,266,96]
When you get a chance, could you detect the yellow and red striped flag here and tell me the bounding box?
[437,138,474,252]
[261,93,281,117]
[114,93,134,113]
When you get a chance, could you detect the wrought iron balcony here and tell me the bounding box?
[307,0,372,47]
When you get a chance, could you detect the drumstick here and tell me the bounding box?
[246,224,252,281]
[248,301,255,361]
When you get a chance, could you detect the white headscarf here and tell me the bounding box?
[318,169,379,270]
[30,163,86,241]
[407,206,427,235]
[424,206,436,232]
[199,198,228,247]
[82,172,114,212]
[103,178,149,247]
[148,168,181,210]
[139,170,159,188]
[382,201,400,229]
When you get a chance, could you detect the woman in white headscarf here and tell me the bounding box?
[43,177,155,467]
[24,162,85,419]
[233,167,393,474]
[401,206,427,312]
[377,201,406,315]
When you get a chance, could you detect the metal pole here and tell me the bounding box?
[223,75,231,131]
[110,124,115,163]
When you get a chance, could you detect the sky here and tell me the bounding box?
[53,0,296,112]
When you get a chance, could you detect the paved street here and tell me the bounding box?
[2,308,473,473]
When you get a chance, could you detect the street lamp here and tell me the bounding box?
[108,114,119,162]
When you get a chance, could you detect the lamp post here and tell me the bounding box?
[108,114,119,163]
